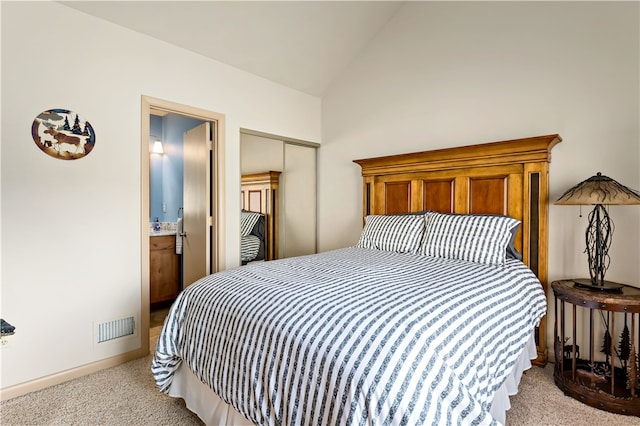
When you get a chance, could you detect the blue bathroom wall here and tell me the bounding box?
[149,115,164,221]
[149,113,205,223]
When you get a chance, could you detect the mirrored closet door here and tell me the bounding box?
[240,131,317,260]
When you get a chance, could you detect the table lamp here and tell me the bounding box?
[555,172,640,292]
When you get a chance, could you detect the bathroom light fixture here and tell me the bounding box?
[152,140,164,154]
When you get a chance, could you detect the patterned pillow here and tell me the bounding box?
[420,212,520,265]
[356,214,426,254]
[241,235,262,262]
[240,211,262,237]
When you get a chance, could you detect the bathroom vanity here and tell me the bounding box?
[150,234,180,305]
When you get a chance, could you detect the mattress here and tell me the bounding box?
[152,247,546,425]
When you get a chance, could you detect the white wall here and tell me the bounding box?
[0,2,320,390]
[319,2,639,357]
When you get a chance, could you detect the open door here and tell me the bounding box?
[141,95,223,356]
[182,122,213,287]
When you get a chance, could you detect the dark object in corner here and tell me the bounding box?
[1,318,15,335]
[576,368,607,388]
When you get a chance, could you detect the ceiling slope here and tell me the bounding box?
[59,1,405,96]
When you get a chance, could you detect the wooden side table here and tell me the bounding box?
[551,280,640,416]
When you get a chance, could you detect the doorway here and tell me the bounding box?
[140,96,225,354]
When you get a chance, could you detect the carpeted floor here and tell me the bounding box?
[507,365,639,425]
[2,353,639,425]
[1,347,204,425]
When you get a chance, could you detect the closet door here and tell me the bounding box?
[240,132,317,260]
[283,143,316,257]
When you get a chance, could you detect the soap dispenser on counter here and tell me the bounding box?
[153,217,161,232]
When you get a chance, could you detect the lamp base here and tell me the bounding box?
[573,278,623,293]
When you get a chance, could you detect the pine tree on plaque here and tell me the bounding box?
[63,116,71,131]
[72,114,82,135]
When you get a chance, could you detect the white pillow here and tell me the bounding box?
[356,214,426,254]
[420,212,520,265]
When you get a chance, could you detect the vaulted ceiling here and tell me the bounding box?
[60,1,405,97]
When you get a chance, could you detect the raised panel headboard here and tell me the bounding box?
[354,134,562,366]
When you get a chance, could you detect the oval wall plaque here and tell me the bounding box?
[31,109,96,160]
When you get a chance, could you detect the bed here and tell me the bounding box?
[152,134,561,425]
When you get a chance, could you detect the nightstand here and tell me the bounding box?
[551,280,640,416]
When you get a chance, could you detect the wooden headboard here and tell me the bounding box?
[354,134,562,366]
[241,171,281,261]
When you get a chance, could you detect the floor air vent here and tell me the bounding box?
[97,316,135,343]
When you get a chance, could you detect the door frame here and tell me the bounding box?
[140,95,225,355]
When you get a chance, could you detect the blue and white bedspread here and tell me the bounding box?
[152,247,546,426]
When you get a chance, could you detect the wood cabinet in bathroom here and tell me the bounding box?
[150,235,180,305]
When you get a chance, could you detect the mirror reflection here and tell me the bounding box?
[241,171,280,264]
[240,132,317,263]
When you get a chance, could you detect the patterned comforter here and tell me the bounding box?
[152,247,546,425]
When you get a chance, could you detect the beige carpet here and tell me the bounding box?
[2,354,639,425]
[507,365,639,426]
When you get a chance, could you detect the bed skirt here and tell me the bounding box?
[167,332,538,426]
[489,332,537,425]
